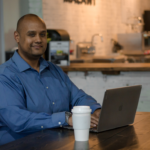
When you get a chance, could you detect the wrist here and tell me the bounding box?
[65,112,72,124]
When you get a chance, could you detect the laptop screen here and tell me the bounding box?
[117,33,142,51]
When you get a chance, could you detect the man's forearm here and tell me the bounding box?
[0,106,68,133]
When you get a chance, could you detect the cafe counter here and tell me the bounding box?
[61,63,150,74]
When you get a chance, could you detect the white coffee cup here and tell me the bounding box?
[71,106,92,141]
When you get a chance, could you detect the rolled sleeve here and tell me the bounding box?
[90,105,102,114]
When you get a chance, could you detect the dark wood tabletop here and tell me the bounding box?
[0,112,150,150]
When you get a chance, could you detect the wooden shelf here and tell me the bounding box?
[61,63,150,72]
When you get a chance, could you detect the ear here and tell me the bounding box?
[14,31,20,43]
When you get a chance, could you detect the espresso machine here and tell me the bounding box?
[45,29,70,66]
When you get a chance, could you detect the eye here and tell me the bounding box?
[40,33,46,37]
[29,34,35,37]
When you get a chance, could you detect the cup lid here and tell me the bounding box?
[71,106,92,113]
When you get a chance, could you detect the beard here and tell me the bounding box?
[18,43,46,61]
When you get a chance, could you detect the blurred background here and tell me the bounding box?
[1,0,150,111]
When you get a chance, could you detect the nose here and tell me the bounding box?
[35,34,42,43]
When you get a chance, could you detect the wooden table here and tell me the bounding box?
[0,112,150,150]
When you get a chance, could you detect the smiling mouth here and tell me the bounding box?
[32,45,43,49]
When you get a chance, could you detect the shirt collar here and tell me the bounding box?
[39,57,50,72]
[12,50,49,72]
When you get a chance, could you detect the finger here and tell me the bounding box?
[90,125,95,128]
[91,119,99,125]
[91,115,99,122]
[91,114,99,120]
[94,109,101,117]
[90,123,97,128]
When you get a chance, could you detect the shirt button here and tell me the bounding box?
[41,126,43,128]
[53,102,55,105]
[46,87,48,89]
[58,122,61,125]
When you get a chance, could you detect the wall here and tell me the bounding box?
[42,0,150,56]
[28,0,43,18]
[0,0,5,64]
[3,0,20,51]
[3,0,42,52]
[3,0,150,54]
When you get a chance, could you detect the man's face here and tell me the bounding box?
[15,17,47,59]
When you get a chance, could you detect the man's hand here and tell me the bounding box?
[67,109,101,127]
[91,109,101,128]
[68,115,73,126]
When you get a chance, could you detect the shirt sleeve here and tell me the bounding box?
[0,75,68,133]
[54,65,102,113]
[68,77,102,113]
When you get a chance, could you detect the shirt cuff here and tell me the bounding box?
[90,105,102,114]
[52,112,68,127]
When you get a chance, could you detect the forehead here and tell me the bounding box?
[20,18,46,33]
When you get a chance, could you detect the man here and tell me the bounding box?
[0,14,101,145]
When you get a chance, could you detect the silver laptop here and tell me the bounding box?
[64,85,142,132]
[117,33,144,55]
[91,85,142,132]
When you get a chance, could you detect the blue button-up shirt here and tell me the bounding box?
[0,51,101,145]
